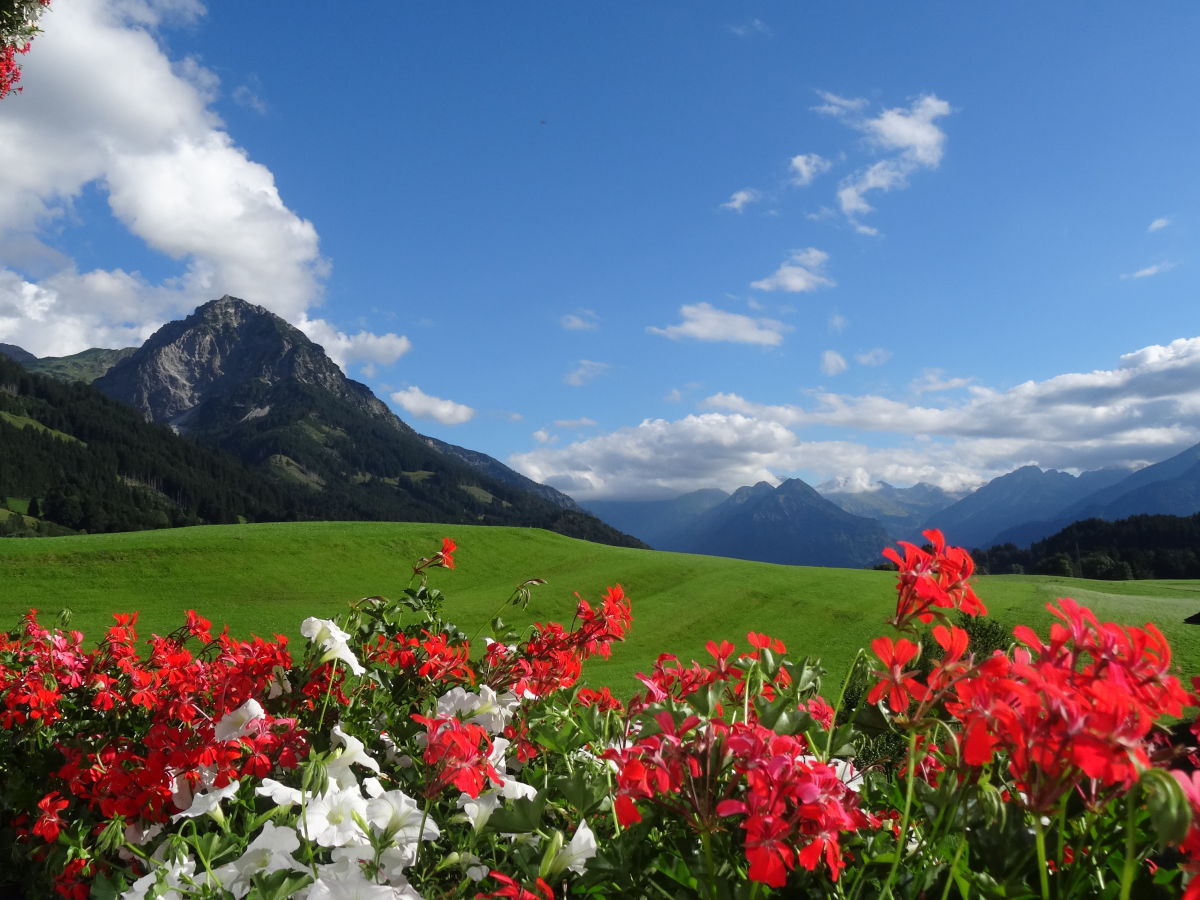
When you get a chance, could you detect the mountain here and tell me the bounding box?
[819,481,963,542]
[92,296,643,548]
[0,343,37,365]
[0,353,307,535]
[582,489,729,549]
[993,444,1200,547]
[923,465,1129,550]
[423,435,580,511]
[25,347,137,383]
[678,479,890,568]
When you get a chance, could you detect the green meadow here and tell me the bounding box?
[2,521,1199,694]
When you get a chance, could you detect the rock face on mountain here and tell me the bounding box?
[93,296,644,548]
[96,296,399,433]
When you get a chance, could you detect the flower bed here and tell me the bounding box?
[1,532,1199,898]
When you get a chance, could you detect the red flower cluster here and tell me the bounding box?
[883,528,985,630]
[607,710,872,886]
[412,714,502,798]
[944,597,1190,811]
[476,870,554,899]
[0,610,306,836]
[478,584,631,698]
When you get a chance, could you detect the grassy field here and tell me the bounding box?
[2,521,1199,695]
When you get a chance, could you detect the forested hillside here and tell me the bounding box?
[979,513,1200,579]
[0,354,305,534]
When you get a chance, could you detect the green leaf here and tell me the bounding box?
[486,793,547,834]
[248,870,315,900]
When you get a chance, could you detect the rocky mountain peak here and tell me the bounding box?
[94,296,405,433]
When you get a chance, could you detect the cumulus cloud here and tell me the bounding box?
[297,318,411,370]
[389,386,475,425]
[750,247,834,293]
[510,337,1200,499]
[1148,217,1170,233]
[1121,261,1176,280]
[720,188,762,212]
[0,0,399,366]
[789,153,831,186]
[564,360,610,386]
[561,309,599,331]
[820,350,848,376]
[648,302,789,346]
[815,92,952,234]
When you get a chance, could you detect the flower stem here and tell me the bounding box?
[880,729,920,899]
[1034,819,1051,900]
[701,830,718,900]
[1118,789,1138,900]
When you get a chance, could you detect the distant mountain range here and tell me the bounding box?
[584,479,889,568]
[580,445,1200,569]
[8,295,1200,568]
[0,297,643,548]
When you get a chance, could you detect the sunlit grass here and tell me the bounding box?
[3,521,1198,695]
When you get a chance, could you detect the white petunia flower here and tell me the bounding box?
[366,789,439,843]
[548,819,597,877]
[301,617,366,676]
[214,698,266,741]
[326,724,382,789]
[299,786,371,848]
[209,823,303,898]
[171,780,240,822]
[436,685,521,735]
[257,777,304,807]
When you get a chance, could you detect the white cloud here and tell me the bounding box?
[788,153,831,187]
[554,417,597,428]
[648,302,789,346]
[511,337,1200,500]
[389,386,475,425]
[910,370,973,394]
[816,92,952,233]
[560,309,599,331]
[564,360,610,386]
[855,348,891,366]
[828,312,847,333]
[1121,261,1176,280]
[0,0,398,364]
[720,188,761,212]
[820,350,848,376]
[298,318,411,371]
[811,91,868,117]
[750,247,835,293]
[533,428,556,444]
[1148,217,1170,233]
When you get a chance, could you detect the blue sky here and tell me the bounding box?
[1,1,1197,499]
